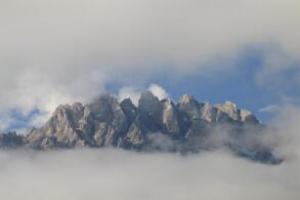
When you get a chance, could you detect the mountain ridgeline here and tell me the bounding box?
[0,92,280,164]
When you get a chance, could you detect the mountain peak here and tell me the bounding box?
[0,92,279,164]
[178,94,197,105]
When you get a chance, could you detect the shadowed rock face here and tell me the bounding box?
[0,132,24,149]
[0,92,280,164]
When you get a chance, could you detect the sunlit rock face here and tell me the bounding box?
[0,92,280,164]
[26,95,129,149]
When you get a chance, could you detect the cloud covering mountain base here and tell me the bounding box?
[1,0,300,198]
[0,106,299,200]
[0,149,298,200]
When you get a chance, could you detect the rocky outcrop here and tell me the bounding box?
[26,95,129,149]
[0,92,280,164]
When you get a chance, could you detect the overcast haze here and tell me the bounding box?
[1,0,300,128]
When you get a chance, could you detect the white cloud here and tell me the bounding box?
[118,86,141,106]
[148,84,169,100]
[266,106,300,159]
[1,94,300,200]
[0,0,300,129]
[1,2,299,196]
[118,83,169,106]
[0,148,298,200]
[259,104,279,113]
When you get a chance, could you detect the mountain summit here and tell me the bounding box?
[0,92,280,164]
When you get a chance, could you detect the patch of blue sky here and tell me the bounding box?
[108,46,281,122]
[108,46,300,122]
[0,108,43,132]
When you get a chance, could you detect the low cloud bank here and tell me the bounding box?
[0,149,298,200]
[0,106,299,200]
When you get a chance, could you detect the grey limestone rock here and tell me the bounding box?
[0,91,279,164]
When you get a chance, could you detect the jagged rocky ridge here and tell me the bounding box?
[0,92,281,164]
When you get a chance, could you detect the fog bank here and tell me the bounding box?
[0,106,299,200]
[0,149,298,200]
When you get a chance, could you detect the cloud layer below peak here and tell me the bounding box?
[1,105,300,200]
[0,0,300,130]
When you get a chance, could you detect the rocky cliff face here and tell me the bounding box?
[0,92,280,164]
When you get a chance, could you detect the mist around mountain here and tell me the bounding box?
[0,91,282,164]
[1,102,299,200]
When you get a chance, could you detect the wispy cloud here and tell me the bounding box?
[118,83,169,106]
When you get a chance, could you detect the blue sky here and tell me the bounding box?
[108,46,300,123]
